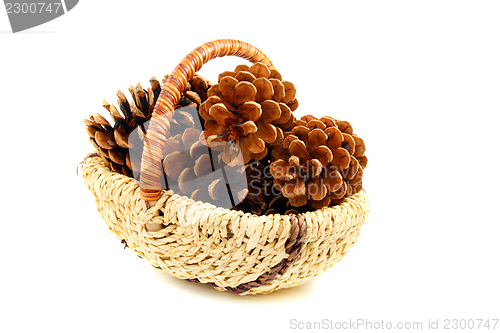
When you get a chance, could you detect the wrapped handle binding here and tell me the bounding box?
[140,39,274,202]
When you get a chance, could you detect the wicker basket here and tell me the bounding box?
[82,39,370,295]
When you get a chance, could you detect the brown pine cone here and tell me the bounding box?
[162,127,250,209]
[85,78,162,177]
[163,73,212,107]
[198,62,299,166]
[270,114,367,210]
[85,74,211,179]
[187,73,212,104]
[233,160,275,215]
[262,195,309,216]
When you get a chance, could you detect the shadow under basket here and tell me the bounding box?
[82,154,369,295]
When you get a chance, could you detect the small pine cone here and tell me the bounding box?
[165,73,212,107]
[168,103,201,138]
[162,127,251,210]
[270,114,367,210]
[189,73,212,104]
[262,195,309,216]
[85,74,211,179]
[198,62,299,166]
[85,78,162,177]
[233,160,275,215]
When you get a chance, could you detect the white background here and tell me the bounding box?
[1,1,499,332]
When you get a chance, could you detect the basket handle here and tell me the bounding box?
[139,39,274,202]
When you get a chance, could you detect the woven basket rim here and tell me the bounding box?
[84,151,368,225]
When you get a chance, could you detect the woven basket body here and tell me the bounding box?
[82,155,369,295]
[82,39,370,295]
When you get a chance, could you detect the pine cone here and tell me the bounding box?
[198,62,299,166]
[162,127,251,209]
[270,114,367,210]
[233,160,275,215]
[163,73,212,109]
[84,74,211,179]
[85,78,162,177]
[263,195,310,215]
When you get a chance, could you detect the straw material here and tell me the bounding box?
[82,154,370,295]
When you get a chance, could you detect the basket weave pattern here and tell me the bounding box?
[83,155,370,295]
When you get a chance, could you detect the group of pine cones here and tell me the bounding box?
[84,63,367,215]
